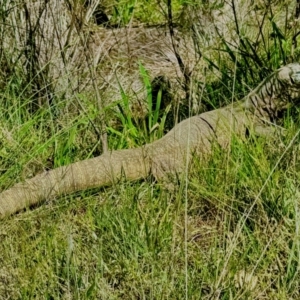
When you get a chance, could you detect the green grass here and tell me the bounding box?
[1,91,300,298]
[106,63,171,149]
[1,0,300,298]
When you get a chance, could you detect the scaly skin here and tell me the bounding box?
[1,63,300,218]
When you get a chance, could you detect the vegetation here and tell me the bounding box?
[1,0,300,298]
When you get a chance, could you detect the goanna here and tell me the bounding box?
[1,63,300,218]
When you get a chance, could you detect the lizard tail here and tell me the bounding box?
[0,147,150,218]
